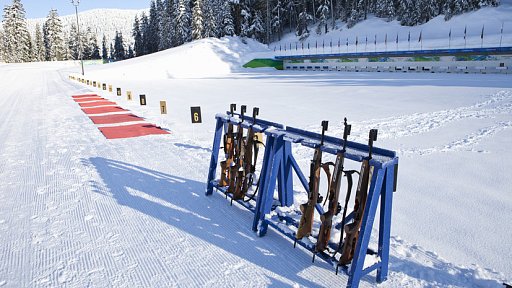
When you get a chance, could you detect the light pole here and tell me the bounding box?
[71,0,84,75]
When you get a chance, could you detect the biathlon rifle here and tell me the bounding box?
[241,107,259,197]
[220,104,236,186]
[315,118,351,256]
[295,121,328,242]
[337,129,377,267]
[231,105,247,201]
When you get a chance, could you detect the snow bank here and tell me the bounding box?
[90,37,269,80]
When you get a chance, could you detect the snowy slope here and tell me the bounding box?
[274,0,512,52]
[26,9,146,46]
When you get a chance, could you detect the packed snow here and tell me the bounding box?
[2,5,512,287]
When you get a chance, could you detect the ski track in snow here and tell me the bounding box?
[0,62,509,287]
[304,90,512,157]
[0,64,349,287]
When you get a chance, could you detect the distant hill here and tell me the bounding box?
[26,8,147,46]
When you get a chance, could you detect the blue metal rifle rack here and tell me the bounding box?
[206,113,399,288]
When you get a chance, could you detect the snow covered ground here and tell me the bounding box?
[2,2,512,288]
[0,35,510,287]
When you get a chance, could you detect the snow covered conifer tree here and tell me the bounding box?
[203,0,219,38]
[68,24,79,60]
[132,16,143,56]
[113,31,126,61]
[89,32,100,60]
[43,9,66,61]
[159,0,176,50]
[101,35,108,61]
[140,13,151,55]
[176,0,192,45]
[248,10,264,41]
[221,0,235,37]
[2,0,32,63]
[127,45,134,58]
[192,0,205,40]
[375,0,395,21]
[397,0,417,26]
[416,0,437,24]
[316,0,330,35]
[296,7,312,41]
[0,29,4,62]
[34,23,45,61]
[240,4,252,38]
[148,0,161,53]
[82,27,93,60]
[272,0,286,41]
[109,43,114,60]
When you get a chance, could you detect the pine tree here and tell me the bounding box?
[113,31,126,61]
[296,7,312,40]
[375,0,395,21]
[272,0,286,41]
[2,0,32,63]
[176,0,192,45]
[240,4,252,38]
[34,23,45,61]
[89,32,100,60]
[0,29,4,62]
[132,16,143,56]
[81,27,93,60]
[397,0,417,26]
[316,0,330,35]
[248,10,265,41]
[127,45,135,58]
[148,0,161,53]
[101,35,108,61]
[192,0,204,40]
[68,23,79,60]
[140,13,151,55]
[159,0,175,50]
[43,9,66,61]
[109,43,114,60]
[416,0,437,24]
[221,0,235,37]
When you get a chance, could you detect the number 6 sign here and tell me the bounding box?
[190,106,202,124]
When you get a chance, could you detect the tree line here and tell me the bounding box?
[131,0,499,57]
[1,0,132,63]
[1,0,500,62]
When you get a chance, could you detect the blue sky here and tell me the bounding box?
[0,0,149,19]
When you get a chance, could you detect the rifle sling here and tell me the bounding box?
[321,162,335,207]
[334,169,358,256]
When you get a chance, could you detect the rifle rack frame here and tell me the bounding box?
[206,113,399,288]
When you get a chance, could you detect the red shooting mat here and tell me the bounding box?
[74,97,105,103]
[79,101,117,107]
[98,123,169,139]
[72,94,99,98]
[89,113,144,125]
[82,106,128,115]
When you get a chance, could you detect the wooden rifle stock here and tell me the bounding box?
[241,107,259,196]
[338,129,377,265]
[228,105,246,195]
[232,105,247,200]
[296,121,328,240]
[316,118,351,253]
[220,104,236,186]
